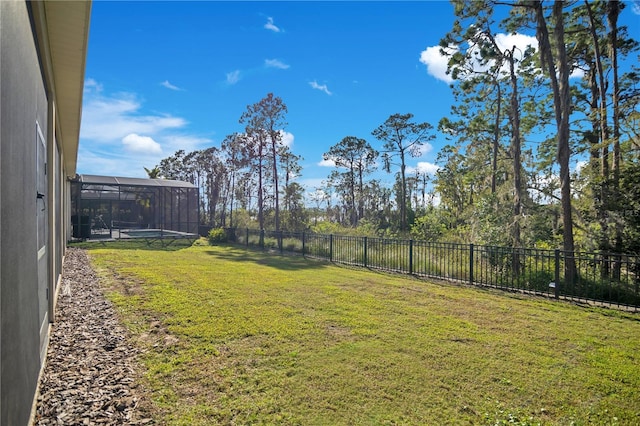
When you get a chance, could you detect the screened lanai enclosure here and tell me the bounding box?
[70,175,199,240]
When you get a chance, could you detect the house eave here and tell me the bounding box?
[30,0,92,177]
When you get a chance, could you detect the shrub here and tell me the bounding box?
[283,238,302,252]
[207,228,228,245]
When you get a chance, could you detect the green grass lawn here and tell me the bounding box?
[84,240,640,425]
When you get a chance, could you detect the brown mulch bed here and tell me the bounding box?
[34,247,154,425]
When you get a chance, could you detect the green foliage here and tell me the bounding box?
[372,113,435,232]
[323,136,378,227]
[473,193,514,247]
[309,221,350,235]
[281,237,302,252]
[228,209,256,230]
[239,93,290,231]
[279,208,309,232]
[144,166,161,178]
[142,0,640,253]
[207,228,227,245]
[247,233,264,246]
[411,208,446,241]
[262,236,278,249]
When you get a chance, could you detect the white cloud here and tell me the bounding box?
[161,80,181,91]
[494,33,537,55]
[226,70,241,85]
[476,33,585,80]
[309,80,332,95]
[265,59,290,69]
[420,33,539,84]
[419,45,454,84]
[318,158,335,167]
[224,61,288,87]
[279,130,294,148]
[633,1,640,15]
[415,161,439,175]
[573,159,588,175]
[264,17,281,33]
[416,142,433,157]
[78,82,212,178]
[122,133,162,154]
[569,67,585,79]
[81,94,186,141]
[84,78,103,93]
[76,148,141,177]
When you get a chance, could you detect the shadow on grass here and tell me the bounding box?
[69,238,197,252]
[204,244,329,271]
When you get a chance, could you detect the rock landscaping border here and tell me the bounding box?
[33,248,152,425]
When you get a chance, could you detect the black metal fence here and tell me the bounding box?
[226,228,640,311]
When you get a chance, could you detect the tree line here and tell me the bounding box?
[147,1,640,264]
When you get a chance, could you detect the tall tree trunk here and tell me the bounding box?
[492,81,502,195]
[585,1,611,272]
[348,161,356,227]
[587,67,606,253]
[229,171,235,228]
[608,0,623,279]
[534,0,576,283]
[508,48,522,275]
[358,165,365,223]
[553,1,577,284]
[258,153,264,232]
[608,0,621,198]
[400,153,407,231]
[270,136,280,232]
[208,174,215,226]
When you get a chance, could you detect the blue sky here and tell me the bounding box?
[78,1,640,195]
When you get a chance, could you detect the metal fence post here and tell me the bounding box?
[330,234,333,262]
[409,239,414,275]
[246,228,249,247]
[363,237,368,268]
[279,230,283,254]
[554,249,560,299]
[469,243,474,285]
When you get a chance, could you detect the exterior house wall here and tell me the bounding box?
[0,2,49,424]
[0,1,90,424]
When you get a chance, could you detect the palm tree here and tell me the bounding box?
[144,166,161,179]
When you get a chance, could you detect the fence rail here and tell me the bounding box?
[226,228,640,311]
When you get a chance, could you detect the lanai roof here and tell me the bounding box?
[77,174,196,188]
